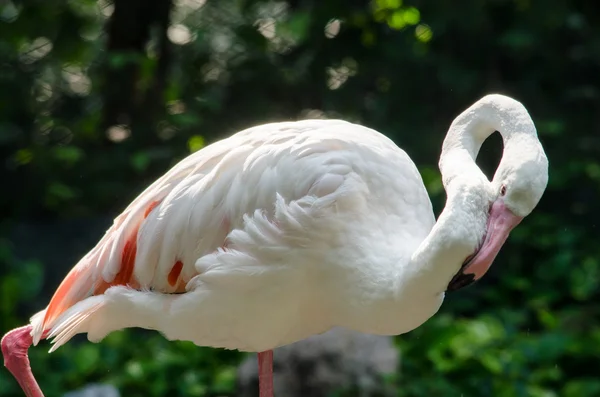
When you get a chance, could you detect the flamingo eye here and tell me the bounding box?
[500,185,507,196]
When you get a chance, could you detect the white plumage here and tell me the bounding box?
[37,119,439,352]
[2,94,548,397]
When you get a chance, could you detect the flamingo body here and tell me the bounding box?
[37,119,439,353]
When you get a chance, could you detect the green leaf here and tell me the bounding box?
[563,379,600,397]
[213,367,236,392]
[283,11,311,43]
[375,0,402,10]
[48,181,76,200]
[415,24,433,42]
[131,152,151,172]
[53,145,84,164]
[387,11,406,30]
[403,7,421,25]
[187,135,205,153]
[14,148,33,165]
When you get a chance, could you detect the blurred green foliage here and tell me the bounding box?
[1,0,599,396]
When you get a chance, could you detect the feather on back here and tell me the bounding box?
[31,119,414,345]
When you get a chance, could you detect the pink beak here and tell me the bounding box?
[447,200,524,291]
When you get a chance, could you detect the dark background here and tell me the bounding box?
[1,0,599,396]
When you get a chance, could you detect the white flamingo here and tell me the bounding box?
[1,94,548,397]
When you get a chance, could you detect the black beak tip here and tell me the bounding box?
[446,272,477,292]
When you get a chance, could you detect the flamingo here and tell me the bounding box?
[2,94,548,397]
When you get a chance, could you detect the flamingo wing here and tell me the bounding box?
[31,119,395,345]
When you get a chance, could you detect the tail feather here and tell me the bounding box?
[47,297,105,353]
[30,310,46,345]
[33,264,97,345]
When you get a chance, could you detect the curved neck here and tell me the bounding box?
[439,94,537,187]
[407,94,536,294]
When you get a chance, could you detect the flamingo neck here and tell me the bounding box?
[405,182,489,295]
[407,95,538,293]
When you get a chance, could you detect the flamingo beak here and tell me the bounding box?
[447,200,523,291]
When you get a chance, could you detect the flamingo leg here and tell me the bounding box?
[257,350,273,397]
[1,325,44,397]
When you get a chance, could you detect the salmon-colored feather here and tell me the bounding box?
[144,201,161,218]
[38,202,157,341]
[168,261,184,287]
[114,228,138,286]
[40,266,95,338]
[93,227,141,295]
[41,227,140,334]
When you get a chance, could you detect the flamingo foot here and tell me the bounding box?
[257,350,273,397]
[1,325,44,397]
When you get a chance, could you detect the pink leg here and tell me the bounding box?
[1,325,44,397]
[257,350,273,397]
